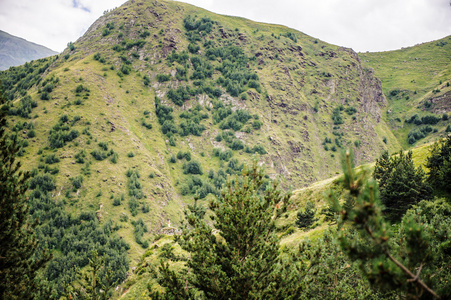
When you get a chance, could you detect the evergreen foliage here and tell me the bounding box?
[48,115,80,149]
[183,160,203,175]
[27,174,129,298]
[8,95,38,118]
[0,85,49,299]
[65,250,118,300]
[327,150,448,299]
[331,106,344,125]
[153,162,292,299]
[426,135,451,193]
[155,97,174,125]
[373,150,432,220]
[295,201,318,230]
[0,58,53,101]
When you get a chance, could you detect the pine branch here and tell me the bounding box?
[386,254,439,299]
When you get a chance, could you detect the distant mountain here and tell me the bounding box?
[0,30,58,70]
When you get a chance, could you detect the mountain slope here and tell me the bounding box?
[0,30,58,70]
[2,0,448,296]
[359,36,451,147]
[0,0,404,261]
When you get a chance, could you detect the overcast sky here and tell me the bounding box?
[0,0,450,53]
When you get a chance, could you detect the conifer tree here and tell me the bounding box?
[153,161,294,299]
[327,150,442,299]
[0,84,49,298]
[295,201,318,230]
[426,135,451,193]
[65,250,117,300]
[373,150,431,220]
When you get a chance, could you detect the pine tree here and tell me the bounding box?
[0,84,49,298]
[426,135,451,193]
[153,161,294,299]
[373,150,432,221]
[295,201,318,230]
[65,250,118,300]
[327,149,442,299]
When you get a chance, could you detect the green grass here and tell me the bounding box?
[359,36,451,146]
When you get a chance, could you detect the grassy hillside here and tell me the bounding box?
[0,0,449,298]
[120,140,446,299]
[359,36,451,148]
[0,0,399,251]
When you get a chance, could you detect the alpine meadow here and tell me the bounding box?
[0,0,450,299]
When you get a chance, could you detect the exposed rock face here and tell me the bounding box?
[426,91,451,114]
[359,67,386,123]
[339,47,387,123]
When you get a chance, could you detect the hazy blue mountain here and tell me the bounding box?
[0,30,58,70]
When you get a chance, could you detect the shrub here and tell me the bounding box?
[345,107,357,115]
[45,154,60,164]
[155,97,173,125]
[184,151,191,161]
[29,174,55,192]
[169,136,176,146]
[91,150,107,161]
[121,64,131,75]
[295,201,318,230]
[229,139,244,150]
[27,130,36,138]
[110,152,118,164]
[156,74,171,82]
[183,161,203,175]
[252,120,263,130]
[331,107,343,125]
[167,86,190,106]
[40,92,50,100]
[70,175,84,190]
[177,151,184,160]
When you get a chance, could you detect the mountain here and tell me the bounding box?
[0,30,58,70]
[0,0,449,298]
[360,36,451,148]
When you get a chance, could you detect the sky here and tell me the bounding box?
[0,0,450,53]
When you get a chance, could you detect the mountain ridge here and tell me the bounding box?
[0,30,58,71]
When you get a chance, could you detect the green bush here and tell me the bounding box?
[156,74,171,82]
[183,161,203,175]
[113,194,124,206]
[229,139,244,150]
[167,86,190,106]
[70,175,84,190]
[295,201,318,230]
[45,154,60,164]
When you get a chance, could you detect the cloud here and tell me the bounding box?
[180,0,451,52]
[0,0,449,53]
[72,0,91,12]
[0,0,126,52]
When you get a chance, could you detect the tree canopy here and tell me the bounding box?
[0,84,49,299]
[154,162,293,299]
